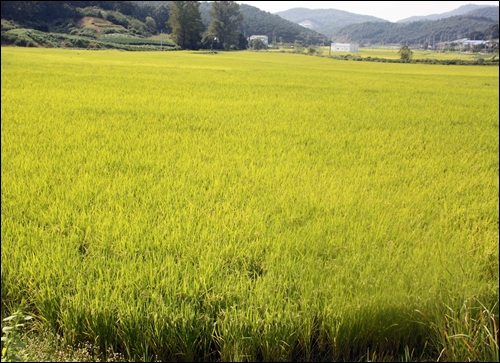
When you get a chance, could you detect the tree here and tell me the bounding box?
[250,38,266,50]
[168,1,202,50]
[293,41,304,53]
[398,45,413,61]
[152,4,171,33]
[484,24,499,40]
[237,32,248,50]
[145,16,157,34]
[208,1,243,50]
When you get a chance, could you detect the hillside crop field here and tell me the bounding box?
[1,48,498,362]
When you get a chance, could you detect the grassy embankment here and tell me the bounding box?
[1,48,498,362]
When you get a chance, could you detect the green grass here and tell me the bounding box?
[1,48,498,362]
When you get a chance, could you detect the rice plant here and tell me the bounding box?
[1,47,498,361]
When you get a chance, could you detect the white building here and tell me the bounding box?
[331,43,359,52]
[299,20,314,29]
[461,40,487,46]
[249,35,269,45]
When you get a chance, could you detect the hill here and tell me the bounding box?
[234,4,327,44]
[397,4,497,23]
[465,6,500,21]
[0,1,184,50]
[137,1,328,44]
[275,7,388,38]
[333,12,499,46]
[1,1,326,49]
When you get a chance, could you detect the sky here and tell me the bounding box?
[236,1,499,22]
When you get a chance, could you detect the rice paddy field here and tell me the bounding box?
[310,46,491,60]
[1,47,499,362]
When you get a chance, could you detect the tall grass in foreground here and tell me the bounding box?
[1,48,498,361]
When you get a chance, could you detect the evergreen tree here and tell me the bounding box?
[208,1,243,50]
[168,1,202,50]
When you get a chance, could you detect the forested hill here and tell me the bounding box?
[137,1,328,43]
[234,4,327,43]
[465,6,500,21]
[275,7,388,38]
[1,1,327,47]
[333,13,499,46]
[397,4,497,23]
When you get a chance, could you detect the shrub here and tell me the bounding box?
[306,46,317,55]
[1,310,33,362]
[100,28,128,35]
[1,20,19,32]
[250,38,266,50]
[104,12,129,28]
[398,45,414,60]
[69,27,98,39]
[77,7,104,19]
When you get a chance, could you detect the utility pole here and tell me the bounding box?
[211,37,217,53]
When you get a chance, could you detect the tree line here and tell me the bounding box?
[167,1,244,50]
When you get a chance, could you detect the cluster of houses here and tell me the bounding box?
[248,14,498,52]
[247,35,360,52]
[434,38,498,50]
[246,34,497,53]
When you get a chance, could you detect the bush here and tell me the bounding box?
[100,28,128,35]
[104,12,129,28]
[69,27,98,39]
[69,37,90,48]
[306,46,316,55]
[1,19,19,32]
[88,42,104,49]
[2,29,39,47]
[49,19,76,34]
[250,38,266,50]
[128,19,147,35]
[293,42,304,53]
[77,7,104,19]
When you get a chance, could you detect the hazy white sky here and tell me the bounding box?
[236,1,499,22]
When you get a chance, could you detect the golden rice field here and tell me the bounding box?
[343,47,486,60]
[280,46,487,60]
[1,47,498,362]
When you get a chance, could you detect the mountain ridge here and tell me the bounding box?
[275,7,388,38]
[396,4,497,23]
[274,4,498,45]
